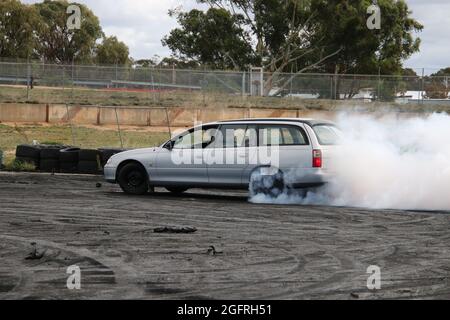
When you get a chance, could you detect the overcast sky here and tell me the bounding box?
[21,0,450,72]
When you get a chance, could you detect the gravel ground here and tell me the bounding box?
[1,172,450,300]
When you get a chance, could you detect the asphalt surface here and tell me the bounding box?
[1,172,450,300]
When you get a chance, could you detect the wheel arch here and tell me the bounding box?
[116,159,148,182]
[247,165,284,184]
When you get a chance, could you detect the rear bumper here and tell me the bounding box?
[283,168,333,188]
[104,165,117,183]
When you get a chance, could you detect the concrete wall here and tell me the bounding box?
[0,103,304,127]
[0,103,47,122]
[0,102,434,128]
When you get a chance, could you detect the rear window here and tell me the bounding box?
[313,125,341,145]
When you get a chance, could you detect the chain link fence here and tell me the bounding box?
[1,60,450,106]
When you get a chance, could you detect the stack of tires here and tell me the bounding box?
[60,148,81,173]
[77,149,101,174]
[14,144,125,175]
[40,146,67,172]
[15,145,42,168]
[98,148,125,167]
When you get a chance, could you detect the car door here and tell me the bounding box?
[241,124,312,185]
[205,124,257,187]
[153,125,218,186]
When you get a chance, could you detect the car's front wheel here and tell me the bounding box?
[117,162,149,195]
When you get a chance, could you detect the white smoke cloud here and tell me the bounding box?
[251,112,450,211]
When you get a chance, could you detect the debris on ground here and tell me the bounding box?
[207,245,223,256]
[350,292,360,299]
[96,183,102,188]
[153,226,197,234]
[25,242,47,260]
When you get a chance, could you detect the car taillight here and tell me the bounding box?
[313,149,322,168]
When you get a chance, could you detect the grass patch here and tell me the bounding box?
[3,158,36,172]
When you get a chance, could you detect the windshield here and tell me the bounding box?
[313,125,342,145]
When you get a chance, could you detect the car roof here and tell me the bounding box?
[215,118,336,127]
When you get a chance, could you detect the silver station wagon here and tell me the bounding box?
[104,118,341,196]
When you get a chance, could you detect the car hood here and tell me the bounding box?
[108,147,162,164]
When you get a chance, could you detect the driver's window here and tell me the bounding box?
[173,126,218,149]
[173,131,195,149]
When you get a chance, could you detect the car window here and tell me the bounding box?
[313,125,341,145]
[214,125,249,148]
[173,126,219,149]
[259,125,309,146]
[243,126,258,147]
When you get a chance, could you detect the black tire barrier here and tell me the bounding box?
[16,145,41,159]
[40,148,63,160]
[15,156,39,168]
[78,149,101,162]
[78,160,101,174]
[59,148,80,163]
[60,162,78,173]
[40,159,60,172]
[98,148,125,167]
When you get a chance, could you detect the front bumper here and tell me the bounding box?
[104,165,117,183]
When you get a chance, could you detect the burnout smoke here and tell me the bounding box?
[251,112,450,211]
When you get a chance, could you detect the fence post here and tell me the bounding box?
[150,69,156,104]
[172,65,176,85]
[66,104,76,145]
[242,71,246,98]
[26,60,31,100]
[421,68,425,104]
[377,67,381,102]
[71,58,74,103]
[330,75,333,100]
[334,74,338,100]
[114,107,124,148]
[165,107,172,139]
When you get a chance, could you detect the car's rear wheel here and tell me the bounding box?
[166,187,189,194]
[117,163,149,195]
[249,167,285,198]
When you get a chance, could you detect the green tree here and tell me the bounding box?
[0,0,39,59]
[401,68,418,77]
[96,36,130,65]
[164,0,422,96]
[158,57,201,69]
[312,0,423,75]
[162,8,255,69]
[425,68,450,99]
[32,0,103,63]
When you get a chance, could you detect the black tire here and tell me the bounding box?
[117,163,149,195]
[166,187,189,194]
[59,148,80,163]
[78,149,100,162]
[16,145,41,158]
[78,160,101,174]
[60,162,78,173]
[40,148,62,160]
[249,168,285,198]
[98,148,125,167]
[40,159,59,172]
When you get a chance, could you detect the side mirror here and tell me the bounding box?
[165,140,175,151]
